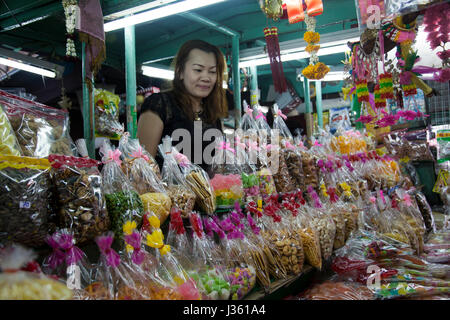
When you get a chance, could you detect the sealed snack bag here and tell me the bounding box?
[296,202,323,270]
[93,89,124,139]
[99,140,144,245]
[0,90,75,157]
[158,137,196,218]
[85,232,147,300]
[249,137,277,201]
[238,100,258,135]
[210,136,244,209]
[272,104,294,142]
[186,212,231,300]
[0,244,73,300]
[166,206,191,253]
[0,104,22,155]
[306,186,336,261]
[48,154,109,245]
[414,190,436,233]
[0,155,55,247]
[119,132,161,179]
[234,134,261,205]
[119,134,171,224]
[299,150,320,191]
[142,211,202,300]
[172,147,216,214]
[324,187,347,250]
[254,106,272,144]
[42,229,92,299]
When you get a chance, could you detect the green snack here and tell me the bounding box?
[104,190,144,244]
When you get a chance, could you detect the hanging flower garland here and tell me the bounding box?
[260,0,284,21]
[302,15,329,80]
[423,2,450,82]
[62,0,78,60]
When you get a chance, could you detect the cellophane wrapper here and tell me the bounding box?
[99,140,144,246]
[158,137,196,218]
[0,89,75,157]
[49,154,109,245]
[0,104,22,156]
[0,155,55,247]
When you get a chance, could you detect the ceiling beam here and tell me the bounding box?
[0,0,54,21]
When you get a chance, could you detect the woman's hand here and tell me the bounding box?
[137,111,163,157]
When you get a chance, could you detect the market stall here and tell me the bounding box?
[0,0,449,301]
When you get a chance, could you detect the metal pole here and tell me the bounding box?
[82,42,95,158]
[303,77,312,138]
[125,25,137,138]
[249,65,258,107]
[232,34,241,128]
[315,80,323,129]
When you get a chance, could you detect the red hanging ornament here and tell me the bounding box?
[264,27,287,93]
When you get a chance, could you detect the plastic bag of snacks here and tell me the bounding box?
[254,106,272,145]
[48,154,109,245]
[186,212,231,300]
[119,134,172,224]
[296,203,323,270]
[0,155,55,247]
[210,136,244,209]
[0,244,73,300]
[172,147,216,214]
[252,139,277,201]
[166,206,191,253]
[422,232,450,264]
[83,232,148,300]
[299,150,320,191]
[93,88,124,139]
[306,186,336,261]
[413,190,436,233]
[238,100,258,133]
[297,280,375,300]
[99,141,144,245]
[0,104,22,156]
[119,133,161,180]
[324,187,347,250]
[41,229,93,299]
[437,129,450,164]
[272,104,294,142]
[0,90,75,157]
[234,135,261,205]
[141,211,202,300]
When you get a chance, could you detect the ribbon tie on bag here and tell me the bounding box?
[284,140,295,150]
[146,229,171,256]
[247,140,260,151]
[46,235,66,270]
[124,231,145,265]
[402,193,412,207]
[46,232,84,269]
[169,208,185,235]
[130,146,149,162]
[245,107,254,119]
[104,149,122,166]
[317,159,326,173]
[96,234,121,268]
[189,213,204,239]
[276,109,287,120]
[327,187,339,203]
[174,152,190,167]
[246,213,260,235]
[255,111,267,121]
[307,186,322,208]
[219,141,235,154]
[235,136,246,150]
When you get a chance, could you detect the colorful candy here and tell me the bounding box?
[210,174,244,208]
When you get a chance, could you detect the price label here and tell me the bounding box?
[19,201,31,209]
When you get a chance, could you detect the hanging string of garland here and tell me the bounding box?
[264,27,287,93]
[302,15,330,80]
[62,0,78,61]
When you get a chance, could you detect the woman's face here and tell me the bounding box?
[180,48,218,102]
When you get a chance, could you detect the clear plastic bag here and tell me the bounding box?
[210,136,244,209]
[0,244,73,300]
[385,0,436,17]
[414,190,436,234]
[0,104,22,156]
[262,140,296,194]
[119,134,172,224]
[238,100,258,133]
[99,140,144,246]
[48,154,110,245]
[325,187,347,250]
[41,229,93,300]
[166,206,191,253]
[0,155,55,247]
[0,90,75,157]
[437,129,450,164]
[158,137,196,218]
[93,89,124,139]
[282,140,306,192]
[299,150,320,191]
[306,186,336,261]
[298,280,375,300]
[173,147,216,214]
[119,133,161,180]
[297,204,323,270]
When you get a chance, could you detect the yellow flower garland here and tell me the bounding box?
[304,31,320,44]
[302,62,330,80]
[305,44,321,53]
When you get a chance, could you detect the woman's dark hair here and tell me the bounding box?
[171,39,227,124]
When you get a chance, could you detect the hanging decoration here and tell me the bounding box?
[260,0,284,21]
[302,15,330,80]
[351,29,380,83]
[62,0,78,60]
[423,2,450,82]
[285,0,323,24]
[397,48,419,97]
[378,72,394,100]
[374,84,386,109]
[264,27,288,93]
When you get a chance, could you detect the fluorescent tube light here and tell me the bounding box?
[104,0,177,20]
[239,37,359,68]
[104,0,226,32]
[142,66,174,80]
[0,57,56,78]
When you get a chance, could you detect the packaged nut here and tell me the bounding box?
[282,140,306,192]
[166,185,195,219]
[49,154,110,245]
[300,151,319,190]
[0,155,55,248]
[265,143,296,194]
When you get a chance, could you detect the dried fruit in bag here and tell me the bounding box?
[49,155,109,244]
[0,104,21,156]
[94,89,124,139]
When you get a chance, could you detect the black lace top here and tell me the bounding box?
[138,91,222,173]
